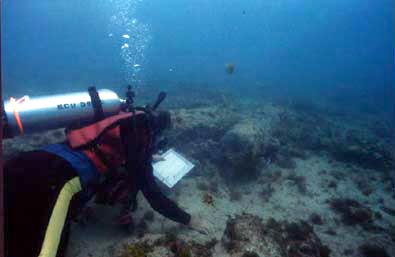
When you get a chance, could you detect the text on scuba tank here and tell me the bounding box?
[57,101,92,109]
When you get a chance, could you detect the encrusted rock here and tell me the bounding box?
[328,198,373,226]
[218,116,278,182]
[221,213,331,257]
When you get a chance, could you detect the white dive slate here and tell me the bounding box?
[152,148,195,188]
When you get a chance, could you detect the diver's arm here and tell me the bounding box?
[140,164,191,225]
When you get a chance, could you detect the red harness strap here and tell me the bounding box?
[66,111,145,173]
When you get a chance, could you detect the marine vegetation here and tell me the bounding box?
[170,240,192,257]
[221,213,331,257]
[219,149,262,183]
[328,198,373,226]
[358,243,390,257]
[202,192,214,206]
[118,241,152,257]
[151,232,217,257]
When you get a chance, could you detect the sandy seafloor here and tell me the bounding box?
[3,86,395,257]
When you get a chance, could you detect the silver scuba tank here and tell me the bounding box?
[2,88,122,138]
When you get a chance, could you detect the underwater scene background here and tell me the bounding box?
[2,0,395,257]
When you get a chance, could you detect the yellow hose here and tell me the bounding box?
[38,177,81,257]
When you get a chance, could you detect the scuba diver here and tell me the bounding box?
[4,86,210,257]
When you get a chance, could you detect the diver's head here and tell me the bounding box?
[149,110,171,152]
[150,110,171,135]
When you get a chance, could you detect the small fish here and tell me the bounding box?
[122,34,130,39]
[121,43,129,49]
[225,63,235,74]
[133,64,141,68]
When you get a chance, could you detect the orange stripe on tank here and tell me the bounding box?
[10,97,25,135]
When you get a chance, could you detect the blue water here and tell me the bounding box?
[2,0,394,118]
[2,2,395,256]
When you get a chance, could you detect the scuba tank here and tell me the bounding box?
[2,87,122,138]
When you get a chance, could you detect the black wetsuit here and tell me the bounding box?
[4,115,190,257]
[5,151,79,257]
[119,159,191,225]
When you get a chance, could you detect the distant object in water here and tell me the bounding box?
[225,63,235,75]
[121,43,129,49]
[122,34,130,39]
[242,10,246,15]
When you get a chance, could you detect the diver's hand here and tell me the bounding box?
[152,154,165,162]
[187,216,211,235]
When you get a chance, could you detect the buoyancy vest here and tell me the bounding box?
[43,110,153,208]
[66,111,147,173]
[42,143,100,205]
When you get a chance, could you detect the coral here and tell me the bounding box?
[177,248,192,257]
[119,233,216,257]
[164,230,178,244]
[170,240,192,257]
[241,251,260,257]
[260,139,281,162]
[222,213,263,252]
[189,239,218,257]
[221,213,330,257]
[204,238,218,249]
[218,118,271,182]
[202,193,214,206]
[329,198,373,226]
[166,238,218,257]
[309,213,323,225]
[286,174,308,194]
[221,150,261,182]
[119,241,152,257]
[280,221,330,257]
[271,105,394,172]
[153,233,217,257]
[358,243,390,257]
[327,181,337,189]
[331,140,394,171]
